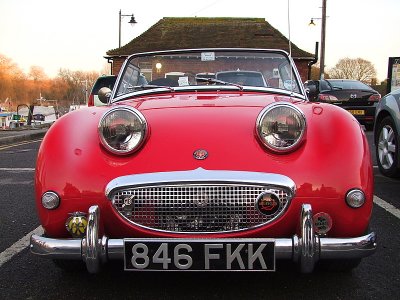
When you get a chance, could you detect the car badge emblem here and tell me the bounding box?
[312,212,333,235]
[194,192,209,207]
[350,94,357,99]
[256,192,280,216]
[121,194,135,217]
[65,212,88,238]
[193,149,208,160]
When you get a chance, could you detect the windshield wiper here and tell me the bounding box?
[126,85,175,92]
[195,77,243,90]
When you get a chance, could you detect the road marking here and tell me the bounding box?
[0,168,35,171]
[0,226,43,268]
[373,195,400,219]
[0,139,42,151]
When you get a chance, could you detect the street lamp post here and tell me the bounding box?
[320,0,327,80]
[309,0,327,80]
[119,9,137,48]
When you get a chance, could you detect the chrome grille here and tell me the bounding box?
[110,184,290,233]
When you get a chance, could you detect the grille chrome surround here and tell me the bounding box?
[106,168,295,234]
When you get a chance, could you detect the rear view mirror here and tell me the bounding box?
[98,87,112,104]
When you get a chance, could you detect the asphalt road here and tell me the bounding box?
[0,132,399,300]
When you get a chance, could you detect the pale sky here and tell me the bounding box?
[0,0,398,81]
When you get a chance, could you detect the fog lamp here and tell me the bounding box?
[41,191,60,210]
[313,212,332,235]
[346,189,365,208]
[65,212,88,237]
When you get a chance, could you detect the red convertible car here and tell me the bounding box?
[31,48,376,273]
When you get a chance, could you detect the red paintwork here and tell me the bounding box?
[35,91,373,239]
[87,94,94,106]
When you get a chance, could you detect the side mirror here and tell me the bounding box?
[98,87,112,104]
[304,81,318,101]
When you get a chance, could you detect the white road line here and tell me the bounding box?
[0,226,43,268]
[0,139,42,150]
[0,168,35,171]
[373,195,400,219]
[0,196,399,268]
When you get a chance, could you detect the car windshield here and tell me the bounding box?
[114,49,303,100]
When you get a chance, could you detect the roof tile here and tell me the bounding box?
[107,17,313,59]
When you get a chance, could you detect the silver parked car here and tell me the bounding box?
[374,88,400,177]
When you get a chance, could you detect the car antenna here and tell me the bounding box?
[287,0,292,58]
[287,0,294,96]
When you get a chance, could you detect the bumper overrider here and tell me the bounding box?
[30,203,376,273]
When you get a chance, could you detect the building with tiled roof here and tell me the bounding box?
[106,17,315,81]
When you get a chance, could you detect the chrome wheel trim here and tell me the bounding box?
[378,125,397,170]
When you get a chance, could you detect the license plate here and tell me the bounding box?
[348,109,365,115]
[124,239,275,271]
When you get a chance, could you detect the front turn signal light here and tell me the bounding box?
[41,191,60,210]
[345,189,365,208]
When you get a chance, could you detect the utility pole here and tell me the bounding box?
[320,0,327,79]
[119,9,122,48]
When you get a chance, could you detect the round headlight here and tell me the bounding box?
[256,103,306,153]
[98,106,147,155]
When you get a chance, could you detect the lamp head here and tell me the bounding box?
[129,15,137,24]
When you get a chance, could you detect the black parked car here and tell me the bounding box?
[305,79,381,129]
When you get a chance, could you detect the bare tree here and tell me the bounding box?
[56,68,99,107]
[28,66,48,100]
[0,54,27,109]
[29,66,47,81]
[310,66,330,80]
[0,53,102,111]
[329,57,377,84]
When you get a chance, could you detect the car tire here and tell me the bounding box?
[53,259,86,272]
[376,116,400,178]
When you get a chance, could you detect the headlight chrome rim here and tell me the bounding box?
[98,106,148,155]
[256,102,307,153]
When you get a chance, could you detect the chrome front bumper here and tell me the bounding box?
[30,204,377,273]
